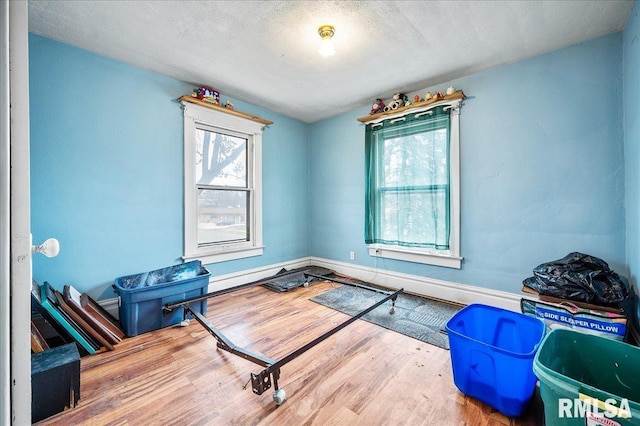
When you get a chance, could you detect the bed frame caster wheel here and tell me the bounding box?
[273,389,286,405]
[303,280,310,288]
[389,306,395,314]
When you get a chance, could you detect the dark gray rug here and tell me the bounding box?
[262,266,334,293]
[310,284,461,350]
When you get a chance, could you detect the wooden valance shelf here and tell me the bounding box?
[178,95,273,126]
[357,90,466,123]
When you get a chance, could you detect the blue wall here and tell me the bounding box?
[29,34,310,299]
[310,33,626,294]
[30,30,631,303]
[624,1,640,324]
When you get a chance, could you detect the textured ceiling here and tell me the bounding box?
[28,0,634,123]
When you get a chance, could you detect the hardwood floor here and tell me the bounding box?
[35,281,544,425]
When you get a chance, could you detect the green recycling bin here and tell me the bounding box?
[533,328,640,425]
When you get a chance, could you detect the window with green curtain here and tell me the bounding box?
[365,105,452,250]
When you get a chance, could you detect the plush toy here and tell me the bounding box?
[384,93,407,111]
[370,98,385,114]
[192,86,220,105]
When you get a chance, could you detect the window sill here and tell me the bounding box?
[183,245,264,264]
[368,245,462,269]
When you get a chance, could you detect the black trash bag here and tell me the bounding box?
[523,252,630,306]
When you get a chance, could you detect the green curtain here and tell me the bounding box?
[365,106,451,250]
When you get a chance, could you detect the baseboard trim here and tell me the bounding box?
[98,256,524,319]
[309,257,522,312]
[204,257,313,292]
[98,257,314,319]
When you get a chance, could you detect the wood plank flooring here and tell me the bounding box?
[35,281,543,425]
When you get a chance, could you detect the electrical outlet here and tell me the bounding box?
[349,251,355,260]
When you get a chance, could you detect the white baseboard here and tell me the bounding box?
[99,257,314,319]
[308,257,522,312]
[204,257,313,292]
[98,256,523,319]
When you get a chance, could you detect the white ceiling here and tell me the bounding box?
[28,0,635,123]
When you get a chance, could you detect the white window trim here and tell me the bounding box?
[181,100,265,264]
[366,98,463,269]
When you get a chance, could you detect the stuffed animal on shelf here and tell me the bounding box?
[370,99,385,114]
[192,86,220,105]
[384,93,407,111]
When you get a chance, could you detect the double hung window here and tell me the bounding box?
[364,99,462,268]
[182,101,265,263]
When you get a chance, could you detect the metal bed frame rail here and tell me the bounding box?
[164,273,403,406]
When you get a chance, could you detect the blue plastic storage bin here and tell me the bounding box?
[446,303,546,417]
[113,261,210,337]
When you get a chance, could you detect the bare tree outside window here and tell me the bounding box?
[195,129,250,246]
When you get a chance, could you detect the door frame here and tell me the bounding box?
[2,1,32,424]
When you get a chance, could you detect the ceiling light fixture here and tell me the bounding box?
[318,25,336,57]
